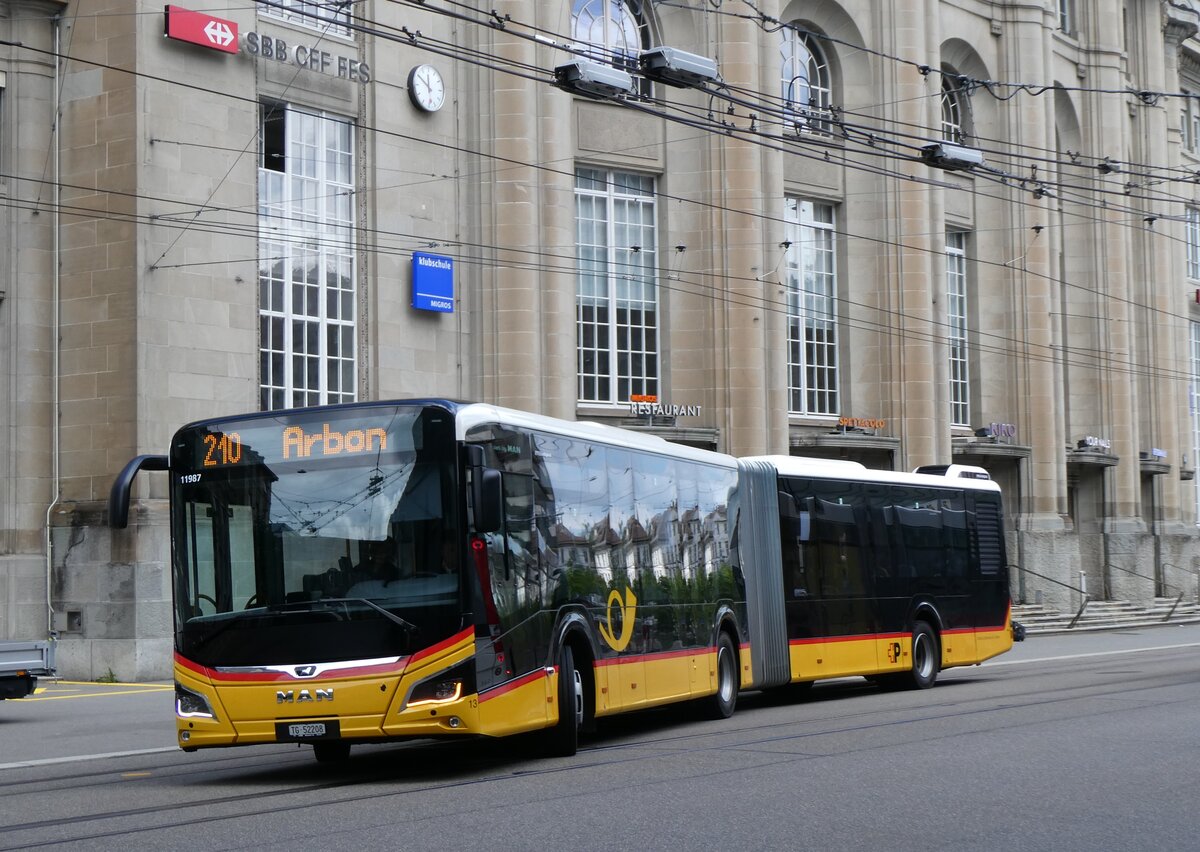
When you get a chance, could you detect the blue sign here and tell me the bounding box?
[411,252,454,313]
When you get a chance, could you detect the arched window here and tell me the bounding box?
[571,0,648,74]
[941,74,966,143]
[780,28,831,132]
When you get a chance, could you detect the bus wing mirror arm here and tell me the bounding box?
[108,454,169,528]
[471,467,503,534]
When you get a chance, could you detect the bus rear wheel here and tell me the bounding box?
[543,644,583,757]
[702,633,738,719]
[906,621,939,689]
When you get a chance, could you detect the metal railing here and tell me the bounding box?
[1012,564,1090,628]
[1016,560,1200,628]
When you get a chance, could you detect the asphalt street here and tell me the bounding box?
[2,623,1199,850]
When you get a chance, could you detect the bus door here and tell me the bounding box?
[467,431,550,716]
[940,500,976,664]
[970,494,1011,659]
[778,489,823,682]
[809,495,877,677]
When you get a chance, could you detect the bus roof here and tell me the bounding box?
[453,402,738,469]
[741,455,1002,493]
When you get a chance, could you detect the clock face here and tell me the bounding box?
[408,64,445,112]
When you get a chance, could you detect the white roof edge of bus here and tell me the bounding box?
[455,403,738,467]
[742,454,1001,492]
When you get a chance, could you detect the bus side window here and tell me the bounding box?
[778,490,808,598]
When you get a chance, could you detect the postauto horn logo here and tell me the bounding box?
[598,588,637,652]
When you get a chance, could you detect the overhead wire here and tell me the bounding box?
[5,0,1198,393]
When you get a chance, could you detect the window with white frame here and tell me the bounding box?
[946,231,970,427]
[941,75,965,143]
[1188,207,1200,281]
[1184,91,1200,156]
[780,28,831,132]
[785,199,839,415]
[1192,322,1200,522]
[259,102,356,411]
[259,0,351,36]
[1058,0,1074,35]
[575,167,658,405]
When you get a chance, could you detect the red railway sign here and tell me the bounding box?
[164,6,238,54]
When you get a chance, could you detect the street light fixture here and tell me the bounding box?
[920,142,985,171]
[553,59,634,99]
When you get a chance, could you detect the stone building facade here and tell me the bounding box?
[3,0,1200,678]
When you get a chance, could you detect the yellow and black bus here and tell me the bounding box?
[109,400,1012,762]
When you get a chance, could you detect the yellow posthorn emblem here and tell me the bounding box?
[598,587,637,652]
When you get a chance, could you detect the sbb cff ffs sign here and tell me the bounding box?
[164,6,238,53]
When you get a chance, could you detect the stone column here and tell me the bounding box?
[713,9,769,455]
[882,0,938,468]
[488,0,542,411]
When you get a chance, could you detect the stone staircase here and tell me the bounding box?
[1012,597,1200,635]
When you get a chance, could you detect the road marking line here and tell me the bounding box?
[22,687,174,701]
[0,747,178,771]
[989,641,1200,666]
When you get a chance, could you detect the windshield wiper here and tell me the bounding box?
[318,597,420,634]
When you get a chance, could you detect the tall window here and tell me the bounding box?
[941,75,965,143]
[1188,207,1200,281]
[259,103,356,411]
[575,168,658,405]
[1192,322,1200,522]
[780,28,831,132]
[785,199,839,415]
[946,231,970,427]
[260,0,351,36]
[1184,91,1200,156]
[1058,0,1075,35]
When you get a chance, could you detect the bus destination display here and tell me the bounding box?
[186,417,402,471]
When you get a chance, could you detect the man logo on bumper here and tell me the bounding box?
[277,688,334,704]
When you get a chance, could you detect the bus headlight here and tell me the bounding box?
[175,683,217,720]
[405,660,475,710]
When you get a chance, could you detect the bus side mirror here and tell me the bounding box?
[108,454,169,528]
[472,467,503,534]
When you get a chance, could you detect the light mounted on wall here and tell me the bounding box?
[920,142,985,171]
[553,59,634,99]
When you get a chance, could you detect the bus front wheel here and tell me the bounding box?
[543,644,583,757]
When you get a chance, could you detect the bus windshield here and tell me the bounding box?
[169,404,462,668]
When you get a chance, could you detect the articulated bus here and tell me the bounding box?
[109,400,1013,762]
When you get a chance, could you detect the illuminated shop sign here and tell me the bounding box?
[628,395,701,417]
[411,252,454,313]
[979,422,1017,440]
[1077,435,1112,450]
[838,416,886,430]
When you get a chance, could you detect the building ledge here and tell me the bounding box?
[951,437,1031,460]
[1067,448,1119,468]
[792,430,901,453]
[622,423,720,450]
[1139,459,1170,477]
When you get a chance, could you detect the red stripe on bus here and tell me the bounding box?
[478,668,548,703]
[409,626,474,666]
